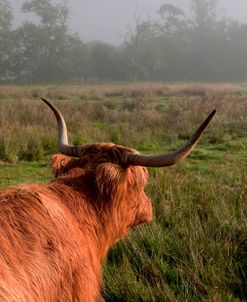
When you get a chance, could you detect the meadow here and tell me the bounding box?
[0,82,246,301]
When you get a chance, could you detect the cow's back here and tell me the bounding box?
[0,185,101,302]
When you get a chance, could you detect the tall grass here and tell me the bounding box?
[0,83,246,162]
[0,83,246,301]
[103,163,246,301]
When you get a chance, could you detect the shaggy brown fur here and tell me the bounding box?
[0,144,152,302]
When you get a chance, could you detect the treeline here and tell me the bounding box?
[1,0,247,83]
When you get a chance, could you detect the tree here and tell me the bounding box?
[124,9,164,81]
[22,0,69,28]
[185,0,227,80]
[13,0,85,82]
[85,42,125,81]
[190,0,218,30]
[0,0,13,80]
[154,4,189,80]
[156,4,187,38]
[222,21,247,81]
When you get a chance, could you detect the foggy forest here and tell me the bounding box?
[1,0,247,83]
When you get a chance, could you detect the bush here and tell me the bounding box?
[18,138,44,161]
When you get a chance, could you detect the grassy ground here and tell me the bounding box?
[0,83,246,301]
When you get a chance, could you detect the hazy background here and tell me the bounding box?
[9,0,247,44]
[2,0,247,83]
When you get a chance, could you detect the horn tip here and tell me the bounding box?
[41,98,55,111]
[41,97,49,104]
[207,109,217,122]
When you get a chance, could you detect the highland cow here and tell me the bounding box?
[0,99,216,301]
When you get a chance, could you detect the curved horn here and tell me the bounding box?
[42,98,216,167]
[124,109,216,167]
[41,98,79,157]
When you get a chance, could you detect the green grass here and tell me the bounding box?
[0,161,51,190]
[0,83,246,301]
[103,159,246,301]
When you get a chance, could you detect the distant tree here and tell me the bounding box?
[22,0,69,28]
[154,3,189,80]
[85,42,126,81]
[185,0,228,80]
[124,9,163,81]
[13,0,85,83]
[0,0,12,31]
[0,0,13,80]
[65,34,87,81]
[3,0,247,83]
[13,23,42,82]
[156,3,187,38]
[190,0,219,29]
[223,21,247,81]
[123,4,190,81]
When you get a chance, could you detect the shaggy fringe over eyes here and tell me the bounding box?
[126,166,148,193]
[95,163,128,202]
[51,153,148,201]
[95,163,148,203]
[51,143,140,178]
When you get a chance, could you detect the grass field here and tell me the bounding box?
[0,83,246,301]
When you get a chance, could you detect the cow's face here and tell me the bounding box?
[89,159,153,245]
[51,152,153,242]
[95,161,152,236]
[123,165,153,227]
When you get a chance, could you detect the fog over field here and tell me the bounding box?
[2,0,247,82]
[9,0,247,44]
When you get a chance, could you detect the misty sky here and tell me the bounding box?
[9,0,247,45]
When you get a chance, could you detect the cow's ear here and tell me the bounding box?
[51,154,64,177]
[51,154,75,177]
[95,163,127,201]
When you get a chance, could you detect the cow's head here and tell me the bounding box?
[43,98,215,245]
[50,145,152,244]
